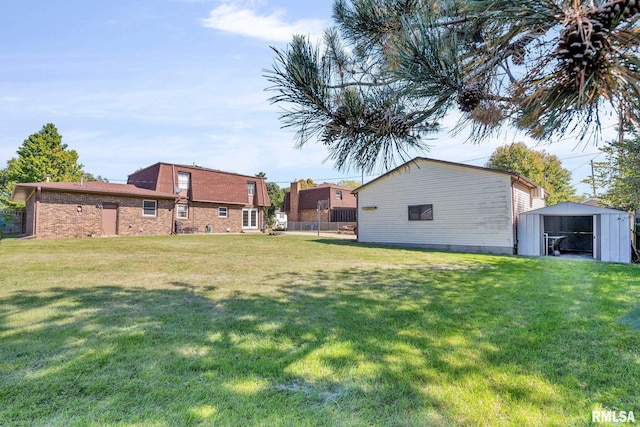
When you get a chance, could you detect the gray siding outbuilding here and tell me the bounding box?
[517,202,632,263]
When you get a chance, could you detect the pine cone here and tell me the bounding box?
[457,84,484,112]
[390,115,410,138]
[594,0,640,29]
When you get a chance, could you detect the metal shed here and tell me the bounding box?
[517,202,632,263]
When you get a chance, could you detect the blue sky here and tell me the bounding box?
[0,0,616,192]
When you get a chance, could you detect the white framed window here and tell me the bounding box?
[247,182,255,196]
[242,208,258,229]
[176,204,188,219]
[143,200,157,217]
[336,190,342,199]
[218,207,228,218]
[178,172,190,190]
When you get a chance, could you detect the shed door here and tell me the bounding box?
[102,203,118,236]
[593,215,601,260]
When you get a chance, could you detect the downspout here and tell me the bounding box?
[355,191,359,242]
[35,186,42,237]
[260,177,267,230]
[171,164,177,233]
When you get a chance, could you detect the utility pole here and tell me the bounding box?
[618,100,625,145]
[590,160,597,198]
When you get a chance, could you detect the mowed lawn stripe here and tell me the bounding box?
[1,234,638,426]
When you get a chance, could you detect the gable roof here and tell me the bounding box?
[11,181,177,202]
[522,201,628,216]
[352,157,541,193]
[127,162,270,207]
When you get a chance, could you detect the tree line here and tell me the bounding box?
[2,122,638,213]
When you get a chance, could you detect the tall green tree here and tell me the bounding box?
[266,182,285,211]
[0,167,12,208]
[589,135,640,211]
[486,142,576,205]
[266,0,640,173]
[256,172,286,225]
[7,123,84,184]
[1,124,86,208]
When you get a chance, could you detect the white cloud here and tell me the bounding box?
[201,3,326,42]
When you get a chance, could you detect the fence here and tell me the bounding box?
[0,210,26,235]
[287,221,356,232]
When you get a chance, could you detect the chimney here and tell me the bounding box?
[288,180,300,222]
[45,174,51,183]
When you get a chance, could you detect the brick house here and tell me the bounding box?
[127,163,270,234]
[284,181,357,228]
[11,182,177,239]
[11,163,270,239]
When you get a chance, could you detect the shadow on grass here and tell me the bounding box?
[1,258,639,425]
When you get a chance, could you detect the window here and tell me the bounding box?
[242,208,258,229]
[176,204,188,219]
[336,190,342,199]
[408,204,433,221]
[178,172,190,190]
[247,182,256,196]
[218,207,228,218]
[143,200,157,217]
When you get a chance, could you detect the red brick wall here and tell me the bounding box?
[298,209,330,223]
[34,191,174,239]
[174,203,264,233]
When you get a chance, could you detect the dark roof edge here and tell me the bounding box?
[352,157,540,193]
[130,162,267,181]
[12,183,177,200]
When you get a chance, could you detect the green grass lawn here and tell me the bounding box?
[1,234,639,426]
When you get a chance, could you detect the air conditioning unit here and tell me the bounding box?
[533,186,545,199]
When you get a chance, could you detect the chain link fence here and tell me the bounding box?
[0,210,26,235]
[287,221,356,232]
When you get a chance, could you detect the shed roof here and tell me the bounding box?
[521,201,628,216]
[11,182,177,202]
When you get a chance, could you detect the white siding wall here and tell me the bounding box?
[512,182,532,216]
[512,181,545,214]
[357,160,515,252]
[532,196,546,210]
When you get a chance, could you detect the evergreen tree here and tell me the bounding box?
[1,124,87,208]
[0,167,11,208]
[266,0,640,173]
[486,142,577,205]
[7,123,84,184]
